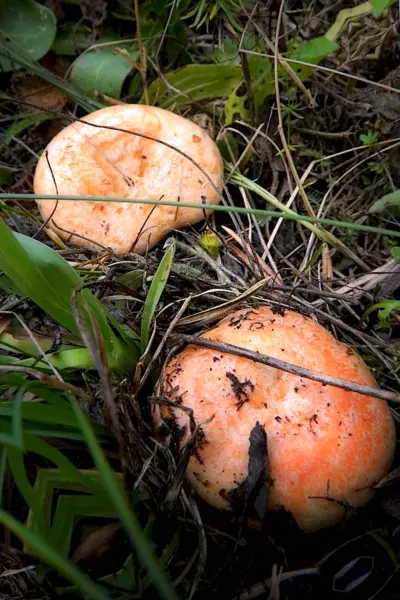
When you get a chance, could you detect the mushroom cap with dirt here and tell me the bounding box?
[34,104,223,255]
[155,306,396,533]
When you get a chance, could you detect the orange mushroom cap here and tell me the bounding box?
[155,306,396,532]
[34,104,223,255]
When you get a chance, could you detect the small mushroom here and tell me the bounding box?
[34,104,223,255]
[155,306,396,532]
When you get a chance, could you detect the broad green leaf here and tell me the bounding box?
[70,48,139,99]
[117,270,143,292]
[372,0,396,17]
[0,508,110,599]
[0,221,82,335]
[210,38,242,65]
[0,221,140,370]
[392,246,400,261]
[217,131,239,162]
[370,190,400,215]
[141,244,175,354]
[71,400,179,600]
[224,37,337,124]
[286,36,338,80]
[4,111,50,144]
[0,167,14,186]
[142,64,242,108]
[0,0,56,72]
[225,54,274,124]
[52,23,93,55]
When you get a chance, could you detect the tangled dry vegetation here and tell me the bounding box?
[0,0,400,599]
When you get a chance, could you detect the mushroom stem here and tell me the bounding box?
[172,334,400,404]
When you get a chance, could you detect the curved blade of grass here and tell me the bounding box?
[24,434,105,493]
[2,193,399,239]
[70,399,179,600]
[50,493,119,555]
[0,508,110,600]
[27,468,123,543]
[7,445,46,534]
[141,244,175,354]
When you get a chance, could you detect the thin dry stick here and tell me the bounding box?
[241,49,400,97]
[238,0,316,108]
[133,0,148,104]
[265,161,315,254]
[137,296,192,393]
[0,310,62,381]
[172,335,400,404]
[273,1,315,219]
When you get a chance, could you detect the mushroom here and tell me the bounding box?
[155,306,396,532]
[34,104,223,255]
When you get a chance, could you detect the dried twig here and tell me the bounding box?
[172,335,400,404]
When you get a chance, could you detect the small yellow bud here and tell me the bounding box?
[198,229,222,258]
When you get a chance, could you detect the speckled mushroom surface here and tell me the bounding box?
[34,104,223,255]
[155,306,396,532]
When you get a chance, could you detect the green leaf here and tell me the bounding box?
[0,221,140,370]
[392,246,400,261]
[217,131,239,162]
[4,111,50,144]
[117,270,143,292]
[70,48,139,99]
[225,54,274,124]
[371,0,396,17]
[142,64,242,109]
[370,190,400,215]
[0,167,14,186]
[52,23,92,55]
[0,0,56,72]
[362,299,400,328]
[0,508,110,599]
[71,400,178,600]
[141,244,175,354]
[286,36,338,80]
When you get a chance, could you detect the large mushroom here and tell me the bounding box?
[34,104,223,255]
[155,306,396,533]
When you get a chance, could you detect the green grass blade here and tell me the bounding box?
[0,39,102,113]
[1,193,399,239]
[0,508,110,600]
[0,446,7,507]
[50,493,118,555]
[141,244,175,354]
[71,399,179,600]
[24,434,104,493]
[7,445,46,534]
[11,385,25,450]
